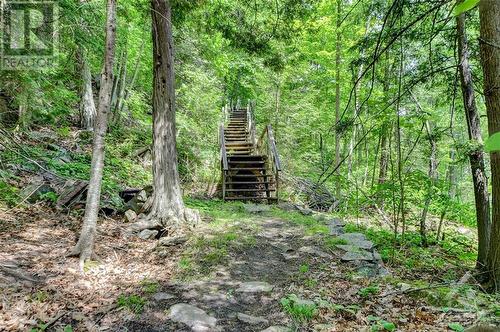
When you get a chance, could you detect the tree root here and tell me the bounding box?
[126,206,200,240]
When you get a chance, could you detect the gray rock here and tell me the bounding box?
[299,246,333,259]
[243,204,271,213]
[328,218,346,227]
[281,252,300,260]
[158,235,188,246]
[278,202,297,212]
[237,281,273,293]
[237,313,269,324]
[153,292,175,301]
[336,244,364,253]
[169,303,217,331]
[124,209,137,223]
[328,225,344,236]
[296,206,313,215]
[341,250,376,261]
[261,326,291,332]
[138,229,158,240]
[339,233,374,250]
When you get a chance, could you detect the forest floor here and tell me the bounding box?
[0,200,499,331]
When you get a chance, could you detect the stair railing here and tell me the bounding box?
[220,123,229,200]
[247,101,256,145]
[256,124,282,200]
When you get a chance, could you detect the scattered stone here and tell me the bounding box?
[341,251,377,261]
[339,233,374,250]
[138,229,158,240]
[153,292,175,301]
[298,246,333,259]
[158,235,188,246]
[277,202,297,212]
[336,244,364,253]
[237,313,269,325]
[328,224,344,236]
[327,218,346,227]
[243,204,271,214]
[261,326,291,332]
[124,209,137,223]
[296,205,313,215]
[237,281,273,293]
[169,303,217,331]
[355,264,390,278]
[281,252,300,260]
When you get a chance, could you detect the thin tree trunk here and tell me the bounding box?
[120,36,146,119]
[114,49,128,124]
[478,0,500,290]
[128,0,199,234]
[419,120,438,246]
[77,47,97,130]
[70,0,116,267]
[457,12,491,269]
[378,122,389,185]
[334,0,341,199]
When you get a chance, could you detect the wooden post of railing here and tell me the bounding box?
[220,124,228,200]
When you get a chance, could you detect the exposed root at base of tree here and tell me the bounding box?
[126,207,200,239]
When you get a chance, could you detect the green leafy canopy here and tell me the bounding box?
[453,0,480,16]
[485,132,500,153]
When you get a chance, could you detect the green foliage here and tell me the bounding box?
[299,264,310,274]
[485,132,500,153]
[358,285,380,298]
[280,294,318,323]
[448,322,465,332]
[117,294,146,314]
[141,279,160,295]
[0,180,19,207]
[453,0,480,16]
[367,315,396,332]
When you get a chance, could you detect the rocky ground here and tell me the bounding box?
[0,203,497,331]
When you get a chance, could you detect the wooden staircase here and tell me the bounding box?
[220,103,281,202]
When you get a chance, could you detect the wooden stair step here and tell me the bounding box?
[228,155,267,159]
[228,160,264,164]
[225,188,275,192]
[229,167,265,170]
[225,181,274,185]
[224,196,278,201]
[227,175,270,178]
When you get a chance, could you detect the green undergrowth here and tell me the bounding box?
[0,128,152,208]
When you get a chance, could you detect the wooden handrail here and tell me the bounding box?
[256,124,282,172]
[266,125,282,171]
[219,124,228,171]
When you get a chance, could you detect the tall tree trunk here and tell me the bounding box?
[457,12,491,269]
[129,0,199,235]
[378,122,389,185]
[77,47,96,130]
[478,0,500,290]
[70,0,116,267]
[334,0,342,199]
[419,120,438,246]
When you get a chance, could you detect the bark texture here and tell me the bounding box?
[70,0,116,266]
[129,0,199,235]
[419,121,438,246]
[78,47,97,130]
[457,12,491,268]
[478,0,500,290]
[334,0,341,198]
